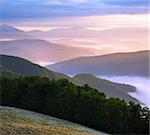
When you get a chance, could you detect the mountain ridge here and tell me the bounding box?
[0,54,141,103]
[0,24,30,39]
[0,24,24,33]
[0,39,94,64]
[0,54,72,80]
[47,50,149,77]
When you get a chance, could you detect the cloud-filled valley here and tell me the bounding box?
[0,24,148,66]
[0,0,149,134]
[100,76,150,108]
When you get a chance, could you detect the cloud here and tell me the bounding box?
[47,0,148,5]
[48,0,88,3]
[101,0,149,6]
[101,76,150,108]
[1,0,149,21]
[8,14,149,28]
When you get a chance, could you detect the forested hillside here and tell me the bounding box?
[0,55,140,103]
[0,77,149,134]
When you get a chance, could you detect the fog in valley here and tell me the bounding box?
[99,76,150,108]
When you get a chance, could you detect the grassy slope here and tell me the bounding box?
[0,106,108,135]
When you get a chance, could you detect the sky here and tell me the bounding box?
[0,0,149,25]
[0,0,149,29]
[0,0,149,65]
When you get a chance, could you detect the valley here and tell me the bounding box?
[0,1,149,134]
[100,76,150,108]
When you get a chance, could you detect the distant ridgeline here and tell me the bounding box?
[0,77,149,134]
[0,55,140,103]
[47,50,149,77]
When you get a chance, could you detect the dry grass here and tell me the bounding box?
[0,107,93,135]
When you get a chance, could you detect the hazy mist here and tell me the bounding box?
[99,76,150,108]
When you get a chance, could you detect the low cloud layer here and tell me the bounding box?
[100,76,150,108]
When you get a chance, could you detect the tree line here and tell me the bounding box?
[0,76,149,134]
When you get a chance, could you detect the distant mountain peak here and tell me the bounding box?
[0,24,24,33]
[0,24,12,27]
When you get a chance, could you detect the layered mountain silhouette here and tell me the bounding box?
[0,24,147,40]
[0,24,24,33]
[0,39,94,63]
[0,25,147,60]
[0,24,30,39]
[47,50,149,77]
[0,54,140,103]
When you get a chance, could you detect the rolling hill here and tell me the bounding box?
[0,55,71,80]
[73,74,139,103]
[0,55,140,103]
[0,106,107,135]
[47,50,149,77]
[0,39,94,64]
